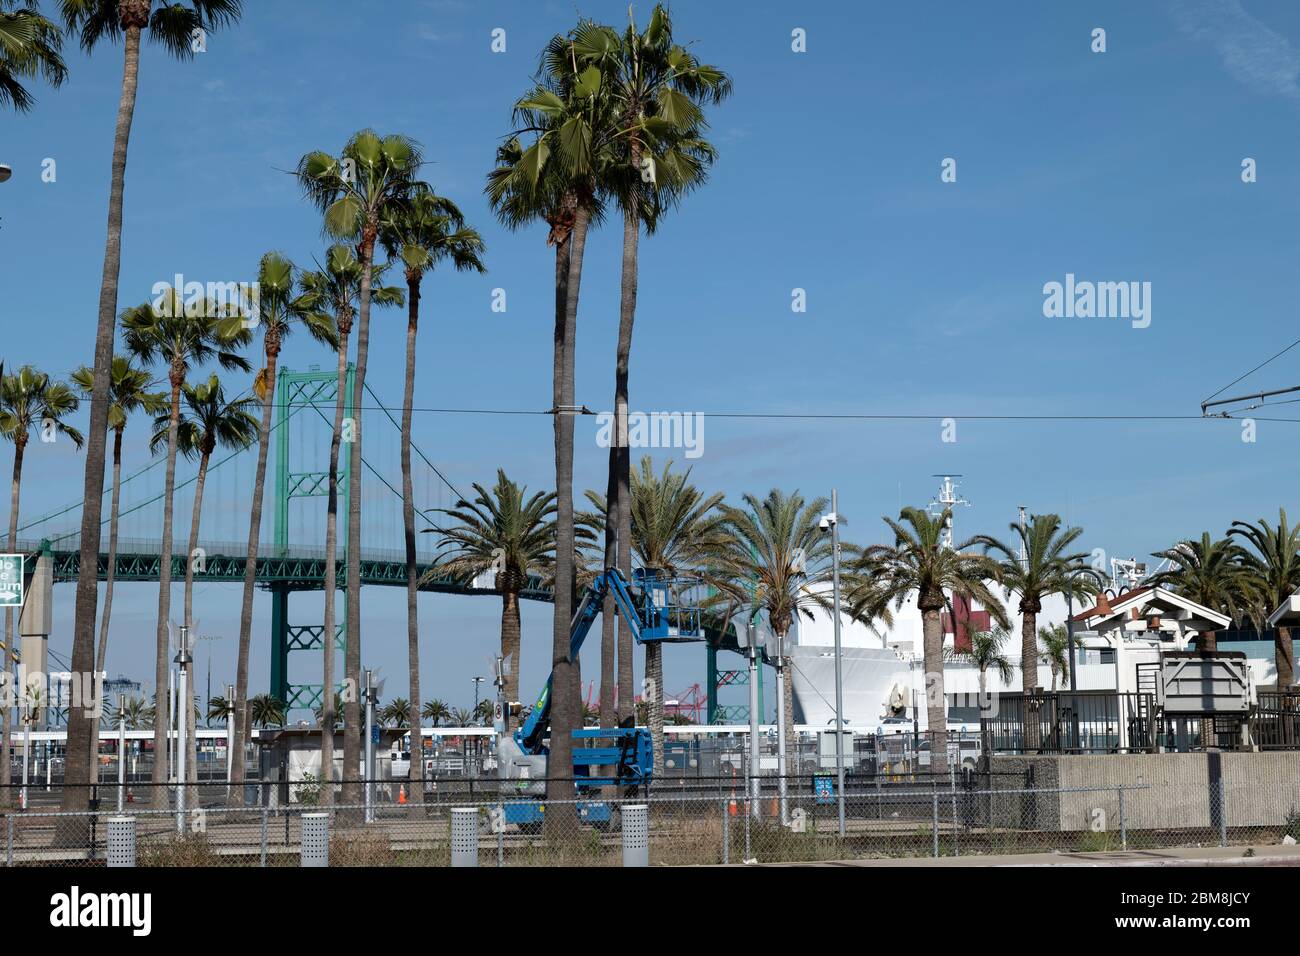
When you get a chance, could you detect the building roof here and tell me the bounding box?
[1267,586,1300,628]
[1070,585,1230,629]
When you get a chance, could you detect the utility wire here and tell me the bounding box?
[225,402,1288,422]
[1201,334,1300,406]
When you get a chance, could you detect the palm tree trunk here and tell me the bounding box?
[598,526,616,727]
[63,22,143,823]
[615,205,639,724]
[181,451,210,806]
[230,351,279,806]
[89,427,125,775]
[546,205,590,813]
[343,229,379,806]
[1020,611,1039,694]
[401,275,423,806]
[1275,626,1294,689]
[320,326,350,806]
[1020,609,1040,750]
[1,440,25,808]
[921,606,948,772]
[501,589,521,723]
[151,375,182,808]
[646,642,664,772]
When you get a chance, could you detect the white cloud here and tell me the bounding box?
[1174,0,1300,101]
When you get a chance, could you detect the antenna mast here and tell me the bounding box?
[928,475,969,550]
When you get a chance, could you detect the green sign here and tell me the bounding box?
[0,554,22,607]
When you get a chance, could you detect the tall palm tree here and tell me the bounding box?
[426,470,558,727]
[228,252,334,806]
[422,699,449,727]
[121,289,250,806]
[297,131,421,804]
[59,0,243,822]
[114,696,152,730]
[70,357,165,675]
[487,37,612,806]
[970,513,1100,696]
[709,489,833,771]
[248,693,286,729]
[1149,532,1259,653]
[568,8,731,723]
[380,183,485,804]
[1230,510,1300,688]
[852,507,1008,770]
[150,372,257,802]
[0,1,66,111]
[586,458,726,768]
[71,355,164,769]
[378,698,410,729]
[297,246,403,804]
[0,366,82,805]
[947,627,1015,700]
[1037,623,1073,692]
[206,695,233,726]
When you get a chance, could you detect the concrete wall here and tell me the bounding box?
[986,752,1300,831]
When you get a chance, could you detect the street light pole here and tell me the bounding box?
[174,626,191,832]
[829,489,846,839]
[363,669,375,823]
[747,620,761,820]
[117,693,127,812]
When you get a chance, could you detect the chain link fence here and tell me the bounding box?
[6,770,1299,866]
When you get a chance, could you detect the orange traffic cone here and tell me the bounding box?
[398,784,407,805]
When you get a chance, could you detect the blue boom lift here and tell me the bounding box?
[495,568,704,828]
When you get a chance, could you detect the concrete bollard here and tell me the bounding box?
[622,804,649,867]
[301,812,329,867]
[107,816,136,868]
[451,808,478,867]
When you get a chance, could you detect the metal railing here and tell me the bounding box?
[981,691,1158,754]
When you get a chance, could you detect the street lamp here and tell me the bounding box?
[173,626,192,833]
[820,490,847,838]
[472,676,485,720]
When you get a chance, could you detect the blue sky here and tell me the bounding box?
[4,0,1300,718]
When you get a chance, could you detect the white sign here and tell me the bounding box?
[0,554,22,608]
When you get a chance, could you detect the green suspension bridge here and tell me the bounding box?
[15,366,754,721]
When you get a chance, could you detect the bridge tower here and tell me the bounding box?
[269,365,354,712]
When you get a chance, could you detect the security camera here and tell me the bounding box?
[0,165,12,183]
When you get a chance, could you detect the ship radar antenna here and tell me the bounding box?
[927,475,969,550]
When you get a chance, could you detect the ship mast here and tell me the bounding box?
[928,475,969,550]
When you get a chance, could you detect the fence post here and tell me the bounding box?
[496,805,504,868]
[301,812,329,867]
[107,816,136,868]
[932,789,940,858]
[451,807,478,868]
[259,805,269,868]
[743,793,751,861]
[6,815,13,867]
[1118,788,1127,850]
[622,804,649,867]
[1218,777,1228,847]
[722,798,730,865]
